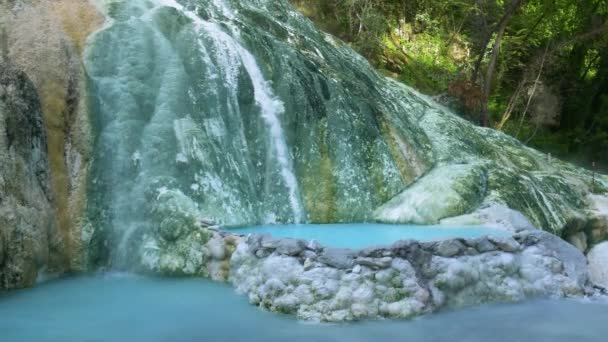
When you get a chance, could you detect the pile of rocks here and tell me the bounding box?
[223,229,590,321]
[137,215,599,322]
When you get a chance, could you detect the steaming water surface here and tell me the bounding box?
[1,275,606,342]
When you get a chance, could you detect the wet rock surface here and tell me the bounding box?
[0,62,56,290]
[0,0,102,286]
[81,0,608,266]
[0,0,607,304]
[138,222,592,322]
[230,229,590,321]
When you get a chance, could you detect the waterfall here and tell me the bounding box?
[158,0,303,222]
[237,48,305,223]
[80,0,599,272]
[86,0,311,267]
[166,0,303,223]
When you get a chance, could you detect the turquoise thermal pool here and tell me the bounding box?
[228,224,511,248]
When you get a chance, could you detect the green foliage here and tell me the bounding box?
[293,0,608,172]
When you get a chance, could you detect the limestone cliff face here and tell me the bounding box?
[0,62,56,289]
[81,0,607,271]
[0,0,607,285]
[0,0,103,289]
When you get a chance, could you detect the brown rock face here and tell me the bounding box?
[0,0,103,289]
[0,61,56,289]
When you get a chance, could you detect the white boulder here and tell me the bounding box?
[588,242,608,288]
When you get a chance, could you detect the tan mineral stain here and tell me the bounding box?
[4,0,104,270]
[52,0,105,54]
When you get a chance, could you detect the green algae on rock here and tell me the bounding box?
[374,163,488,224]
[80,0,608,270]
[1,0,607,287]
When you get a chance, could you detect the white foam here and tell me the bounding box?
[156,0,304,222]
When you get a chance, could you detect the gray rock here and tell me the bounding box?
[514,230,541,246]
[355,257,392,270]
[301,250,317,260]
[303,258,315,271]
[587,242,608,288]
[306,240,323,252]
[420,241,439,252]
[260,236,278,249]
[394,241,433,268]
[474,237,496,253]
[229,227,592,322]
[318,248,356,269]
[273,294,299,313]
[434,239,465,257]
[275,239,306,256]
[245,234,264,251]
[255,249,272,258]
[568,232,588,252]
[488,236,521,253]
[207,236,226,260]
[464,247,478,256]
[391,239,417,250]
[359,247,390,258]
[479,204,538,232]
[533,230,589,286]
[382,250,394,257]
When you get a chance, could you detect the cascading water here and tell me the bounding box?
[82,0,595,271]
[86,0,309,267]
[83,0,437,269]
[161,0,304,222]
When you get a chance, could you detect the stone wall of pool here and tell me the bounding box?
[139,216,593,322]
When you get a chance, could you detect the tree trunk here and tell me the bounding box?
[496,79,525,130]
[477,0,525,127]
[471,0,490,83]
[516,44,550,138]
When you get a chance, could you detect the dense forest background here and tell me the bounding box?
[292,0,608,172]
